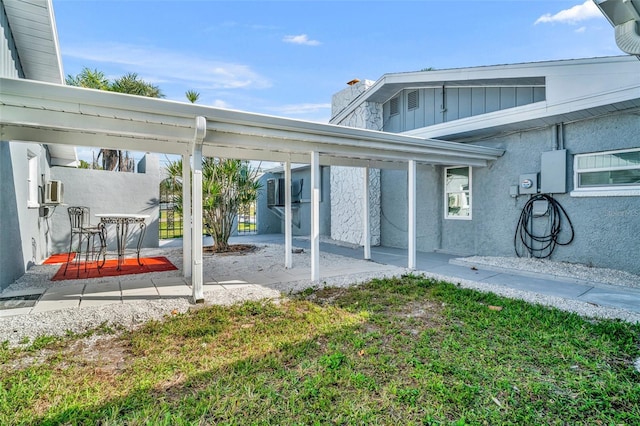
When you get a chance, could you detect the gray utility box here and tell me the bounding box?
[540,149,567,194]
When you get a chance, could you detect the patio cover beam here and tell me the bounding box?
[408,160,417,270]
[284,160,293,269]
[192,117,206,303]
[311,151,321,282]
[363,166,371,260]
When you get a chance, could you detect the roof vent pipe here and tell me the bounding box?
[615,19,640,55]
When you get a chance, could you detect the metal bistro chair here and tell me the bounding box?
[63,206,107,277]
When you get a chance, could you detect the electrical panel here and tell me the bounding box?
[519,173,538,195]
[540,149,567,194]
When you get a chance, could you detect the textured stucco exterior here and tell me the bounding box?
[330,167,381,245]
[378,112,640,274]
[330,80,383,245]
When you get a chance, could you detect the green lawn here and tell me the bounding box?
[2,275,639,425]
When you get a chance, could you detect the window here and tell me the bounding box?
[389,97,399,116]
[407,90,419,110]
[27,152,39,207]
[445,166,471,219]
[573,148,640,196]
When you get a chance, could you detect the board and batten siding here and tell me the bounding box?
[0,3,23,78]
[383,86,545,133]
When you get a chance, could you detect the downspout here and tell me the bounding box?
[192,116,206,303]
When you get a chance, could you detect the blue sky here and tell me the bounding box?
[51,0,621,164]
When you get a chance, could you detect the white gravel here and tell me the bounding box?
[456,255,640,289]
[1,244,639,348]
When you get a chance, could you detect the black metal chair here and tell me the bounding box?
[63,206,106,277]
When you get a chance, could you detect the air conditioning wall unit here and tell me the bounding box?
[267,178,303,207]
[45,180,64,204]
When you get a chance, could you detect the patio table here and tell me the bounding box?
[95,213,149,270]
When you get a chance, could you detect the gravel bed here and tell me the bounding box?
[456,256,640,289]
[1,244,638,348]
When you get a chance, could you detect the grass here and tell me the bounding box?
[1,274,639,425]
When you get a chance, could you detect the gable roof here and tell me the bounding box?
[330,56,640,142]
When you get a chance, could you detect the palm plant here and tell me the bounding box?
[66,68,164,171]
[111,73,164,98]
[65,67,109,90]
[185,90,200,103]
[165,157,261,252]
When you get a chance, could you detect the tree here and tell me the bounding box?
[185,90,200,103]
[165,157,261,252]
[77,159,91,169]
[111,73,164,98]
[65,67,109,90]
[66,68,164,171]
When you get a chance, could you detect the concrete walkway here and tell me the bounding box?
[287,235,640,315]
[1,234,638,318]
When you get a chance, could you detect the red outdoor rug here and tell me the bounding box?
[44,253,76,264]
[51,256,178,281]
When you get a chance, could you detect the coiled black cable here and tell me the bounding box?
[514,194,574,259]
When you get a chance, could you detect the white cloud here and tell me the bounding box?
[535,1,602,25]
[575,26,587,33]
[63,42,272,90]
[212,99,232,108]
[282,34,321,46]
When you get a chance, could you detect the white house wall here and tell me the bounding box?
[0,142,52,289]
[330,81,383,246]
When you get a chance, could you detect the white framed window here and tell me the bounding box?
[572,148,640,197]
[27,152,39,208]
[445,166,471,220]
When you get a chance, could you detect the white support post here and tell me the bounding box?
[284,160,293,269]
[311,151,320,282]
[182,148,192,279]
[363,166,371,260]
[408,160,417,270]
[191,116,206,303]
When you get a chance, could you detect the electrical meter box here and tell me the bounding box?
[540,149,567,194]
[519,173,538,195]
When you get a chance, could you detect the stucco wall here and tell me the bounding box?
[380,164,442,251]
[379,111,640,274]
[330,167,381,245]
[331,80,384,246]
[50,155,161,254]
